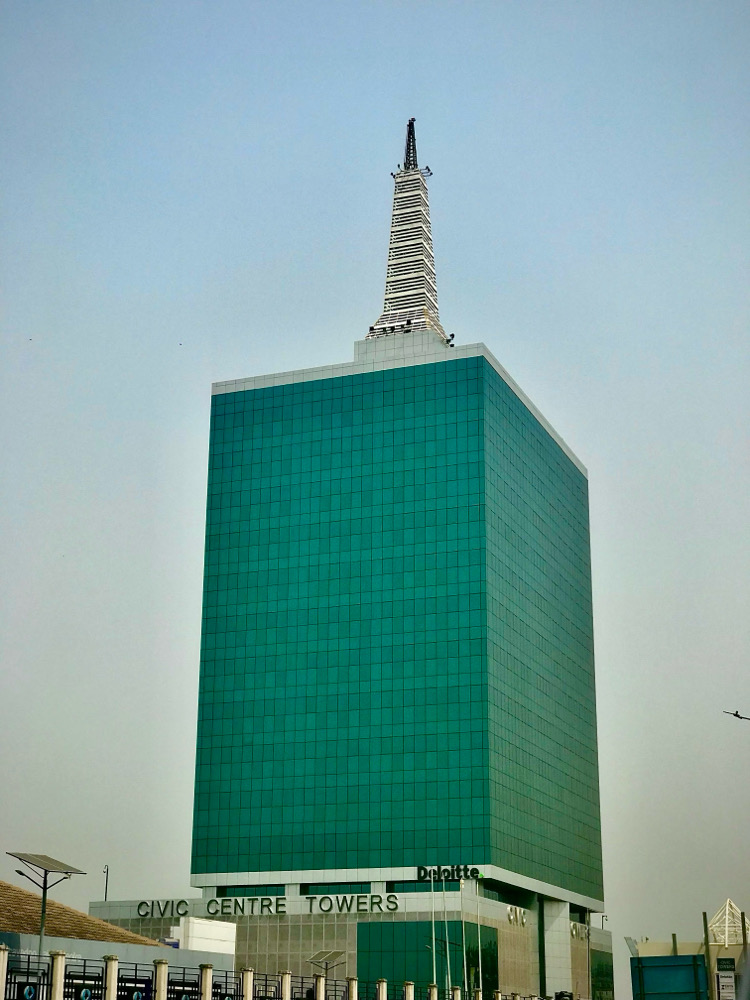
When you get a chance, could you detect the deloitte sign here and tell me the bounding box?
[417,866,481,881]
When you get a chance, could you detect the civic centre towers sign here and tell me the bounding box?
[137,894,399,919]
[137,868,483,920]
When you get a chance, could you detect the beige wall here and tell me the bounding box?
[570,935,589,998]
[496,914,539,995]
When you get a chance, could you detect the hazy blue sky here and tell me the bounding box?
[1,2,748,995]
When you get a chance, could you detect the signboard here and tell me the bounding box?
[417,866,480,882]
[137,893,398,919]
[716,973,735,1000]
[717,960,736,972]
[17,983,40,1000]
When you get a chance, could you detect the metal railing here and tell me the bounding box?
[1,951,549,1000]
[117,963,155,1000]
[251,973,280,1000]
[63,960,105,1000]
[5,954,51,1000]
[165,974,200,1000]
[211,971,242,1000]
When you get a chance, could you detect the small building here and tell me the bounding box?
[0,878,233,969]
[629,900,747,1000]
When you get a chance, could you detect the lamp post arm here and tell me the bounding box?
[16,870,43,890]
[46,876,70,891]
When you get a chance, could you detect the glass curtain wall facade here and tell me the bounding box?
[358,920,500,994]
[193,358,486,876]
[191,352,603,901]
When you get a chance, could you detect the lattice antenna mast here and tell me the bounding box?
[367,118,451,344]
[404,117,418,170]
[708,899,749,945]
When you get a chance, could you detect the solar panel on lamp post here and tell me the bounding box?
[8,852,86,958]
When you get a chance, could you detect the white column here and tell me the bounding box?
[543,901,572,995]
[375,979,387,1000]
[315,975,326,1000]
[200,965,213,1000]
[428,986,438,1000]
[280,971,292,1000]
[241,969,254,1000]
[451,987,462,1000]
[50,952,66,1000]
[103,956,119,1000]
[404,983,415,1000]
[0,945,9,1000]
[154,959,169,1000]
[347,978,358,1000]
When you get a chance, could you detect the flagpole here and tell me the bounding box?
[431,869,437,987]
[461,878,468,996]
[443,869,452,997]
[477,874,484,995]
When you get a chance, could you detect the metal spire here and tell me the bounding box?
[707,899,749,945]
[367,119,450,344]
[404,117,418,170]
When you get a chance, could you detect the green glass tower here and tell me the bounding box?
[187,120,607,994]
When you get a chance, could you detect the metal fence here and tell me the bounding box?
[166,973,200,1000]
[117,964,155,1000]
[358,983,431,1000]
[63,960,106,1000]
[4,954,51,1000]
[251,974,280,1000]
[2,953,543,1000]
[211,971,242,1000]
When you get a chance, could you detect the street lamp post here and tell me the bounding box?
[8,852,86,959]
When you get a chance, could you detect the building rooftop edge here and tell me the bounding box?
[211,340,588,476]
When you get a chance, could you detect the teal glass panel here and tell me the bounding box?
[463,921,500,994]
[191,354,603,900]
[482,361,603,898]
[192,359,487,877]
[357,919,478,990]
[592,950,614,1000]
